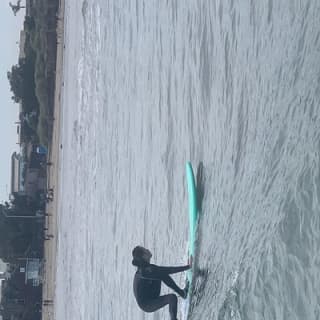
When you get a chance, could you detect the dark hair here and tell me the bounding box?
[132,246,148,267]
[132,246,145,259]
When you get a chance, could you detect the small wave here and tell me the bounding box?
[217,285,242,320]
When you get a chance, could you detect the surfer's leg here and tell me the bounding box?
[161,274,188,298]
[143,265,189,298]
[142,294,178,320]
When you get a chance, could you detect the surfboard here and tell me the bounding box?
[186,162,198,282]
[181,162,199,320]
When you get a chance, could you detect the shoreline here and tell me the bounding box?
[41,0,65,319]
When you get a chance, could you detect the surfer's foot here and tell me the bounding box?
[182,281,189,299]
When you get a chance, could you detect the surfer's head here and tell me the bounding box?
[132,246,152,266]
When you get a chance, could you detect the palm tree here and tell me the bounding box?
[9,0,25,16]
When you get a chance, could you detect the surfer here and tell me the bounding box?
[132,246,191,320]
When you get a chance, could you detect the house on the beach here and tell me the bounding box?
[10,144,47,201]
[0,259,42,320]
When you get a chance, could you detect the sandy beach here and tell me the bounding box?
[41,1,65,320]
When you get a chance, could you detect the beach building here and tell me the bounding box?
[18,31,26,60]
[10,153,23,195]
[23,258,42,287]
[16,114,22,146]
[10,143,47,200]
[0,261,7,274]
[23,144,47,199]
[0,259,42,320]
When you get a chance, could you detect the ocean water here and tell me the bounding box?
[55,1,320,320]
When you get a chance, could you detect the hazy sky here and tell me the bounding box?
[0,3,25,201]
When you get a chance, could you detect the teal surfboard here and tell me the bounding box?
[181,162,200,320]
[186,162,199,288]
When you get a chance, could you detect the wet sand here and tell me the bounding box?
[41,1,65,319]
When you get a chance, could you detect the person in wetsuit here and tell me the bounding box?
[132,246,190,320]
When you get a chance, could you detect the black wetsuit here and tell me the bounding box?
[133,263,190,320]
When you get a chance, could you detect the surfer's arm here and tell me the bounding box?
[141,264,190,279]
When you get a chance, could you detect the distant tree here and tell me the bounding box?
[24,16,35,31]
[7,63,24,103]
[0,205,21,260]
[7,57,39,114]
[9,1,25,16]
[0,204,39,262]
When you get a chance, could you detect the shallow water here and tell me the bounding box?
[56,1,320,319]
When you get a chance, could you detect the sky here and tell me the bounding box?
[0,3,25,202]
